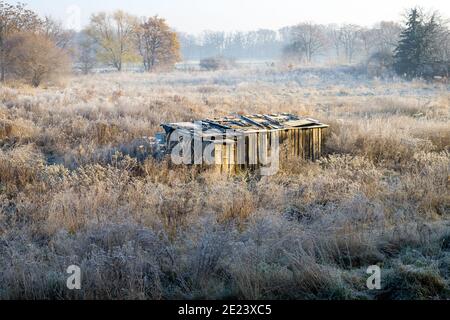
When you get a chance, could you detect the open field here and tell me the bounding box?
[0,67,449,299]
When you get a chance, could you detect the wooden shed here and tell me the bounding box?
[161,113,329,174]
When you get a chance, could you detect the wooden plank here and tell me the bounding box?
[317,128,321,159]
[253,133,258,168]
[240,115,266,128]
[300,129,305,159]
[292,129,296,157]
[214,143,222,173]
[232,141,237,174]
[222,141,228,174]
[317,129,321,159]
[236,135,246,171]
[259,131,268,165]
[314,128,319,160]
[293,130,296,158]
[299,129,304,159]
[248,133,257,167]
[288,130,294,159]
[244,135,250,169]
[229,142,235,174]
[291,129,295,158]
[308,129,311,160]
[255,132,259,169]
[284,119,316,127]
[323,128,327,154]
[304,129,310,160]
[313,129,317,160]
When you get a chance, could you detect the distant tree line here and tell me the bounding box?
[180,8,450,79]
[179,29,285,60]
[178,22,404,63]
[281,21,406,69]
[1,1,449,83]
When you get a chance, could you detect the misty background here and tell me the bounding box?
[22,0,450,63]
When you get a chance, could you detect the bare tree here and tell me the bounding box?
[373,21,402,53]
[289,23,326,63]
[359,27,377,57]
[77,30,97,74]
[178,32,200,60]
[42,16,75,50]
[326,24,343,60]
[7,33,70,87]
[201,31,226,57]
[178,27,286,61]
[135,16,180,71]
[349,22,401,60]
[438,25,450,62]
[87,10,139,71]
[0,1,42,81]
[426,12,450,63]
[339,24,361,63]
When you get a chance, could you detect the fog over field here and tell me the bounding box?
[0,0,449,300]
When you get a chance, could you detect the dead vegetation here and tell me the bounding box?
[0,68,449,299]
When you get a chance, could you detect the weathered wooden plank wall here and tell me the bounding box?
[213,127,328,175]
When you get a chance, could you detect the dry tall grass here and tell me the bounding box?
[0,67,449,299]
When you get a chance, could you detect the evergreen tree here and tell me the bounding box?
[421,14,441,65]
[394,8,424,78]
[394,8,446,78]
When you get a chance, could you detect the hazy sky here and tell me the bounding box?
[22,0,450,34]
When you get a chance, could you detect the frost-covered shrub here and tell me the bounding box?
[0,69,449,299]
